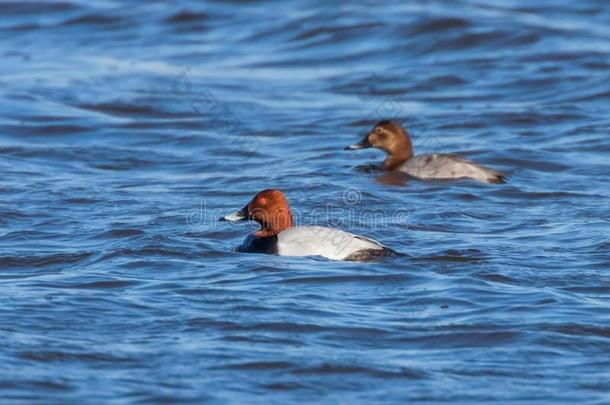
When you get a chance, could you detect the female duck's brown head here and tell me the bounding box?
[221,189,294,237]
[345,120,414,170]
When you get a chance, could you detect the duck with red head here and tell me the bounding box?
[220,189,398,261]
[346,120,506,184]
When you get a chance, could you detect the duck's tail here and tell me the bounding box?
[345,246,405,262]
[476,164,507,184]
[487,171,507,184]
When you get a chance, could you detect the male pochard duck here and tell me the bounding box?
[220,189,398,261]
[346,120,506,184]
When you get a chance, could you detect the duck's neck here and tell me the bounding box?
[255,211,293,237]
[382,135,413,170]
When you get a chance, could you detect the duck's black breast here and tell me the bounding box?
[237,233,278,254]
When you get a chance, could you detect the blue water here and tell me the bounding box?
[1,0,609,403]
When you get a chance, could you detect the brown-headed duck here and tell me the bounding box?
[346,120,506,184]
[220,189,398,261]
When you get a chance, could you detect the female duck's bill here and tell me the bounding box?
[346,120,506,184]
[220,189,399,261]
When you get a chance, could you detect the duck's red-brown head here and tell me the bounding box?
[221,189,293,237]
[345,120,414,170]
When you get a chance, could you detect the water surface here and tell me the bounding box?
[1,0,609,403]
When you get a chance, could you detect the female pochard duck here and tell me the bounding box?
[346,120,506,184]
[220,189,398,261]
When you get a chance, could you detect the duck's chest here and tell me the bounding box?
[239,234,278,254]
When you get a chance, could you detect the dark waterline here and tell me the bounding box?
[1,0,609,403]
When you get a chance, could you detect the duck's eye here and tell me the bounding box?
[375,128,383,134]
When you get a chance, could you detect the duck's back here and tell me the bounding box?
[400,153,505,183]
[277,226,391,261]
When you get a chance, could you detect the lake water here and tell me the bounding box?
[1,0,609,403]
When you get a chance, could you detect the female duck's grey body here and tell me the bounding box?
[402,153,504,182]
[346,121,506,184]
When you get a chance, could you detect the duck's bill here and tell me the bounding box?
[344,135,372,150]
[219,207,248,222]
